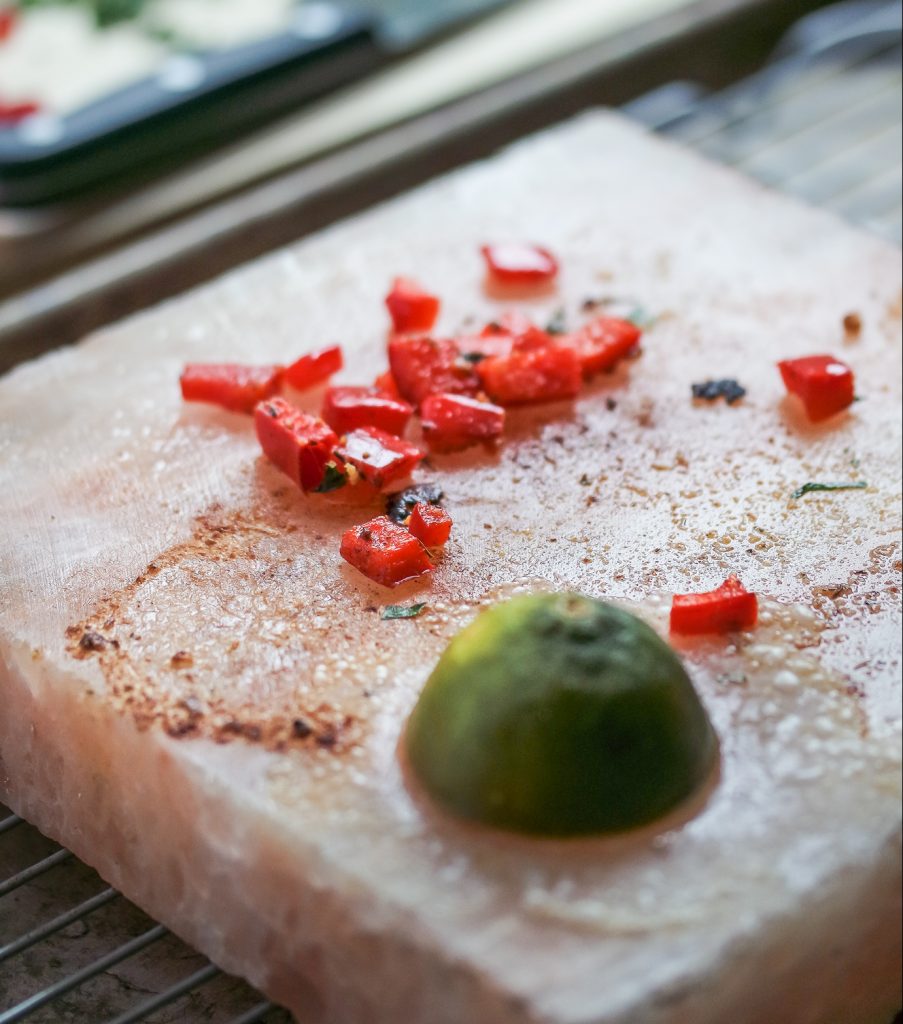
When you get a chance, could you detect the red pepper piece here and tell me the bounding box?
[565,316,641,377]
[388,335,480,407]
[0,100,41,123]
[323,386,413,437]
[670,576,759,636]
[408,502,453,547]
[778,354,855,422]
[254,397,339,492]
[0,8,18,42]
[373,370,403,401]
[335,427,423,490]
[476,345,581,406]
[481,243,559,286]
[420,392,505,453]
[181,363,283,415]
[284,345,343,391]
[385,277,441,334]
[340,516,432,588]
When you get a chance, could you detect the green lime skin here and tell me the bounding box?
[405,593,718,837]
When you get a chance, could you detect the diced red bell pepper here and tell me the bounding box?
[388,335,480,407]
[340,516,432,587]
[476,344,581,406]
[181,363,283,415]
[420,392,505,453]
[670,576,759,635]
[0,8,18,42]
[254,397,340,492]
[778,354,855,422]
[408,503,453,547]
[373,370,403,401]
[385,277,441,334]
[322,386,413,437]
[0,100,41,123]
[565,316,642,377]
[334,427,423,490]
[284,345,343,391]
[481,243,559,286]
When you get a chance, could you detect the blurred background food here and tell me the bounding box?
[1,1,901,1021]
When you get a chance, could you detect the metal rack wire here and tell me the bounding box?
[0,805,291,1023]
[626,0,902,244]
[1,4,901,1023]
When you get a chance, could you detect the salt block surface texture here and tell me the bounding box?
[0,112,901,1024]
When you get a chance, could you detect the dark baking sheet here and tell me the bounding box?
[0,0,512,205]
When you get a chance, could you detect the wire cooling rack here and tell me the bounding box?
[626,0,902,244]
[0,805,291,1024]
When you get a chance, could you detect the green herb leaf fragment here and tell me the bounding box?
[381,603,427,621]
[627,306,658,329]
[314,463,347,494]
[546,309,568,336]
[791,481,868,500]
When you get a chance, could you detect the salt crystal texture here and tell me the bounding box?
[0,112,901,1023]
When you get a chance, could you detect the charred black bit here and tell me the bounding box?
[460,351,488,364]
[692,379,747,405]
[79,631,108,652]
[382,603,428,620]
[606,397,618,411]
[292,718,313,740]
[386,482,444,524]
[264,404,278,418]
[581,296,611,312]
[314,462,348,493]
[360,528,373,543]
[546,308,568,335]
[579,474,593,486]
[317,730,338,748]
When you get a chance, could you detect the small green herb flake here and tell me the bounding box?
[546,309,568,335]
[314,463,347,494]
[381,603,427,621]
[791,481,868,501]
[627,306,658,329]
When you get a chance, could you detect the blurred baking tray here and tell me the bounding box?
[0,0,516,207]
[1,3,902,1019]
[0,5,377,207]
